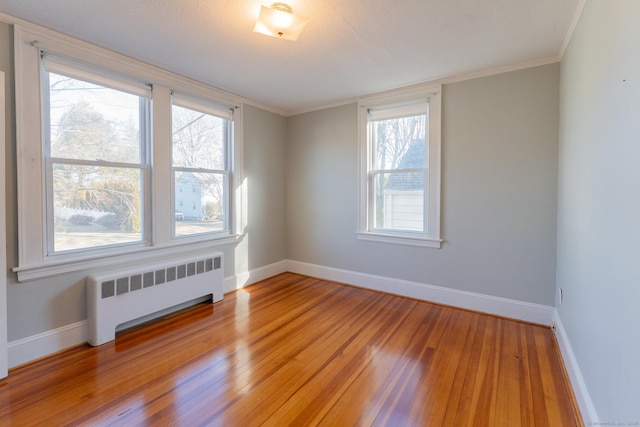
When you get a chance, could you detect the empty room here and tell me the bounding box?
[0,0,638,425]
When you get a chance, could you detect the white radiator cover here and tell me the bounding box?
[87,252,223,346]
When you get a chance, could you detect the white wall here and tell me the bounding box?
[287,64,559,306]
[557,0,640,421]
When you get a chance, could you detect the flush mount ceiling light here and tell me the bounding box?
[253,3,310,41]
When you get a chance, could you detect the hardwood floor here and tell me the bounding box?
[0,273,581,426]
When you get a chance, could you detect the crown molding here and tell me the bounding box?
[559,0,587,60]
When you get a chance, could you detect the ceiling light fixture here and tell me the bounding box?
[253,3,309,41]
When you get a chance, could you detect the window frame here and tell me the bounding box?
[13,24,245,281]
[357,85,442,248]
[42,59,153,256]
[170,93,234,239]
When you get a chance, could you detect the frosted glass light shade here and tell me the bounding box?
[253,4,309,41]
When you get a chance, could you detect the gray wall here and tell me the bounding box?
[287,64,559,305]
[0,23,288,341]
[5,3,640,420]
[557,0,640,421]
[243,104,288,270]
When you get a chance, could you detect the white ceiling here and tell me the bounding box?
[0,0,582,115]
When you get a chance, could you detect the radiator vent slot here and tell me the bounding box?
[87,253,224,346]
[99,256,221,299]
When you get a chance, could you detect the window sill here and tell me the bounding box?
[356,232,442,248]
[13,234,244,282]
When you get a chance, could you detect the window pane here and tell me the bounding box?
[372,115,426,170]
[174,171,226,237]
[373,171,425,231]
[49,72,143,163]
[52,164,143,252]
[172,104,226,170]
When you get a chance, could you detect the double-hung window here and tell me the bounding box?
[358,86,442,248]
[13,25,243,281]
[171,95,233,237]
[43,55,151,254]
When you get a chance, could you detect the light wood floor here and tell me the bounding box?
[0,273,581,426]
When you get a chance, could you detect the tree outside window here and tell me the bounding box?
[47,72,148,252]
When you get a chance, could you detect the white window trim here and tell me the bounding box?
[357,84,442,248]
[13,24,245,282]
[171,92,235,239]
[42,59,154,257]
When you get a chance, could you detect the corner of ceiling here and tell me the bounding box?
[558,0,587,61]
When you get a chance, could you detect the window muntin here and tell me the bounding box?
[44,67,150,254]
[358,87,441,247]
[171,99,232,237]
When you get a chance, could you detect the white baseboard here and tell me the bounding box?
[223,260,289,293]
[8,259,553,369]
[8,260,289,369]
[8,320,88,369]
[552,310,598,424]
[286,260,554,325]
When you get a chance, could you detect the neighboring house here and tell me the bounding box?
[175,172,202,221]
[383,138,426,231]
